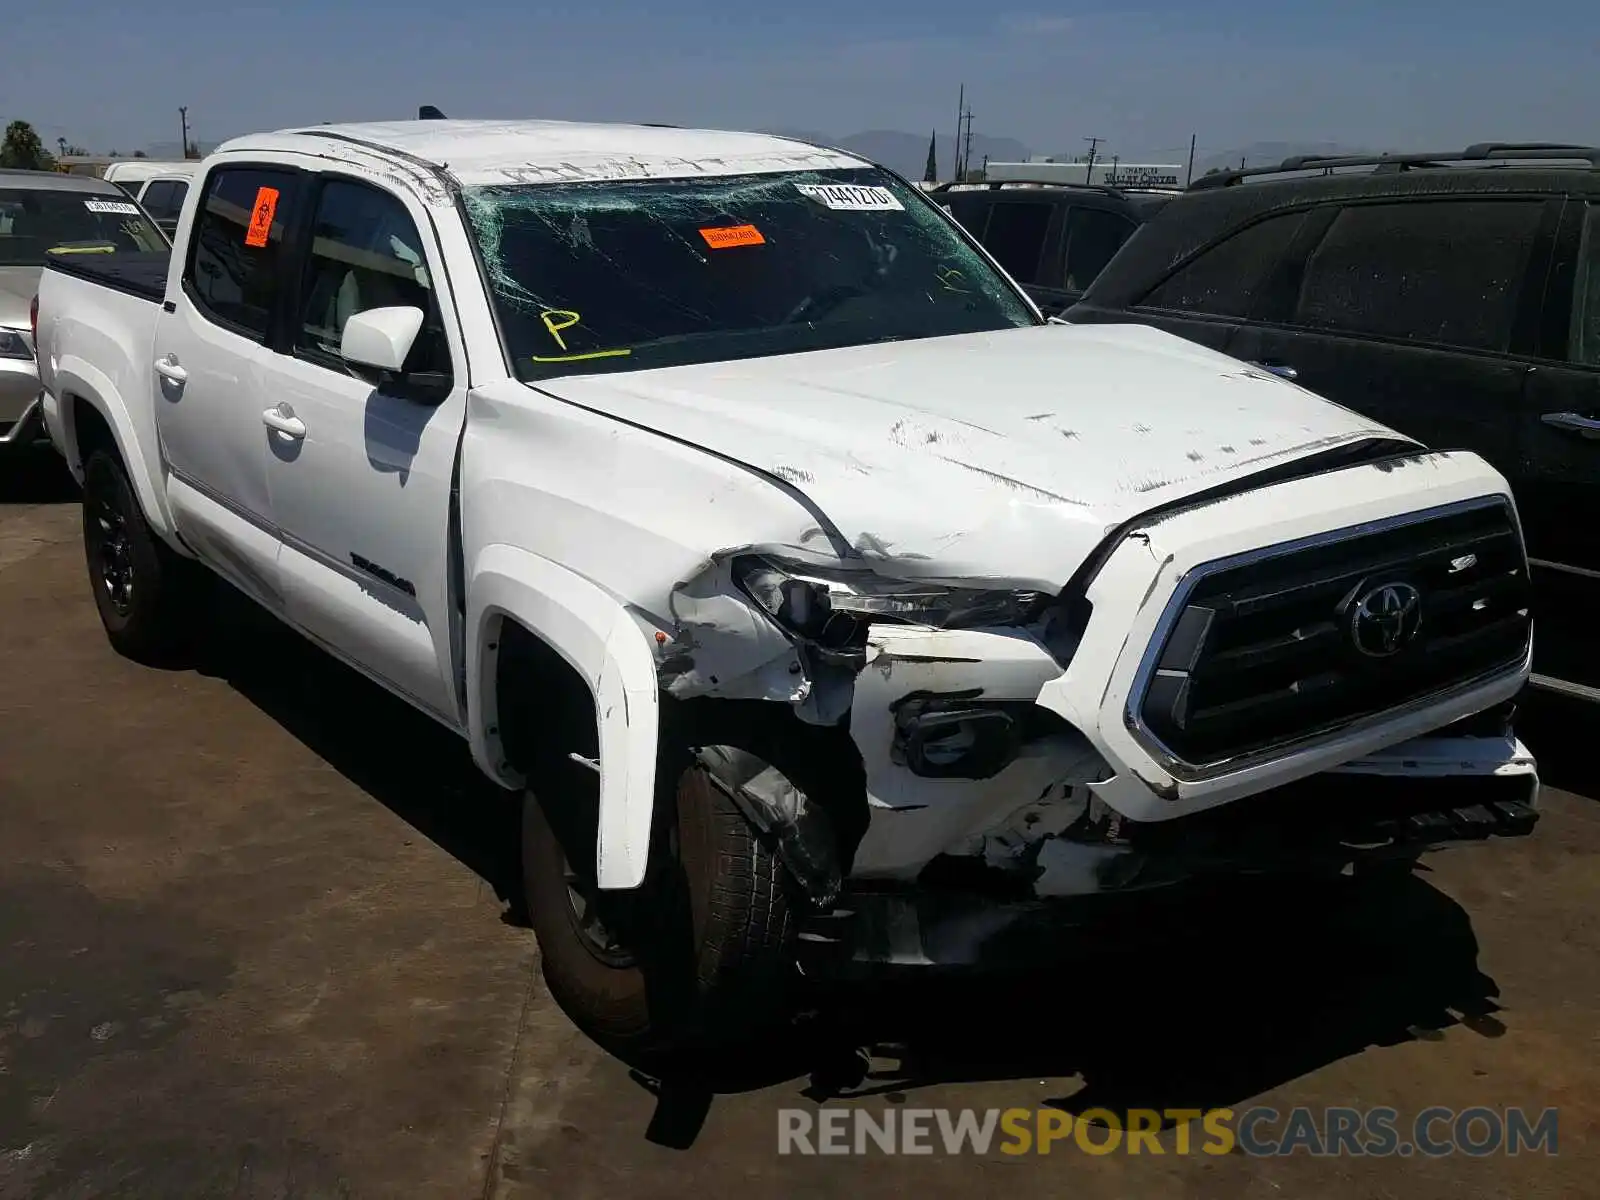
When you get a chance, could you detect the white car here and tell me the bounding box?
[1,168,168,453]
[35,118,1540,1055]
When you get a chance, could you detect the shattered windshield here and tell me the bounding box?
[462,168,1039,380]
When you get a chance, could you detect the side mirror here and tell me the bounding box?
[341,306,423,373]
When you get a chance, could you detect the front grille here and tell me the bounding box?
[1135,498,1530,769]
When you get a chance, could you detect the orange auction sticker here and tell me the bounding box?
[699,224,765,249]
[245,187,280,248]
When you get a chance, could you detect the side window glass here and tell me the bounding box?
[1063,207,1136,292]
[976,201,1054,283]
[167,182,189,219]
[1140,211,1307,316]
[140,181,174,218]
[1570,203,1600,368]
[1294,200,1543,353]
[187,166,298,341]
[294,179,451,378]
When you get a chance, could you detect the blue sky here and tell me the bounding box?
[5,0,1595,161]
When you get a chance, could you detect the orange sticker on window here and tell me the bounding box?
[245,186,280,248]
[699,224,765,249]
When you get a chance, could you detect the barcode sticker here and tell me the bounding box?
[794,184,903,212]
[84,200,141,215]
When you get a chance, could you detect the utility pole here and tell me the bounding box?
[179,106,190,158]
[961,106,975,180]
[954,84,965,181]
[1186,132,1197,187]
[1083,136,1103,184]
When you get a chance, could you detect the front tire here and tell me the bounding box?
[521,744,799,1059]
[81,448,194,664]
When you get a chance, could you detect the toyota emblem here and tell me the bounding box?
[1350,581,1423,657]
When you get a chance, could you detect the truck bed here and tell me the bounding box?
[43,252,169,304]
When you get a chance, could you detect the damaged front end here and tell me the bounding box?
[644,511,1538,974]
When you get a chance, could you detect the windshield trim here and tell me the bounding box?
[455,162,1045,385]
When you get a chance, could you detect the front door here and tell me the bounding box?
[1518,198,1600,693]
[258,174,468,726]
[151,162,304,610]
[1088,207,1319,356]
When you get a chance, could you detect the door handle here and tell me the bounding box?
[1540,411,1600,440]
[153,356,187,383]
[261,405,306,440]
[1252,361,1298,381]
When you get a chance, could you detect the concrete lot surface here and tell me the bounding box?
[1,457,1596,1199]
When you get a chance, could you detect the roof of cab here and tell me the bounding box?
[214,119,871,191]
[0,168,129,195]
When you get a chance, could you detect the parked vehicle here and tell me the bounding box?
[933,179,1174,315]
[1067,142,1600,703]
[36,119,1540,1056]
[128,169,198,239]
[101,160,193,198]
[0,168,168,453]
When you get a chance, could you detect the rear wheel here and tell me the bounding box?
[81,448,194,663]
[521,740,799,1059]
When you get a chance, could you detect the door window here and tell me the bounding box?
[142,180,189,221]
[186,166,299,342]
[1569,203,1600,368]
[1294,200,1544,353]
[140,180,177,219]
[293,178,451,378]
[1062,207,1136,292]
[975,200,1054,283]
[1139,211,1307,316]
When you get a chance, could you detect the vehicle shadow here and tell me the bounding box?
[185,577,526,920]
[179,577,1505,1152]
[1515,687,1597,797]
[627,868,1503,1147]
[0,448,78,504]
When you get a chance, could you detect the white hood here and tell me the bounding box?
[532,322,1409,586]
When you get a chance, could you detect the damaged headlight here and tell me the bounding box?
[733,554,1047,648]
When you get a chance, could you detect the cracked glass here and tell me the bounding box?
[462,167,1038,380]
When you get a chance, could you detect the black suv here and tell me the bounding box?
[934,180,1175,315]
[1067,143,1600,700]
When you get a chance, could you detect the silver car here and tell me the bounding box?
[1,169,169,452]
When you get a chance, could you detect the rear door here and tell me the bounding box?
[152,161,306,611]
[1518,197,1600,692]
[955,194,1063,307]
[1035,204,1139,315]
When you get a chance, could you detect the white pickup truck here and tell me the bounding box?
[35,118,1540,1055]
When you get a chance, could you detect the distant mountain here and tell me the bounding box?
[765,128,1031,180]
[140,140,219,161]
[1194,141,1376,176]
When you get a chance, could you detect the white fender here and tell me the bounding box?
[55,355,177,539]
[467,543,661,890]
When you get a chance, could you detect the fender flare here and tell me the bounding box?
[466,544,661,890]
[55,356,176,539]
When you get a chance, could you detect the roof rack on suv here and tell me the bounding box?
[1188,142,1600,191]
[929,179,1177,198]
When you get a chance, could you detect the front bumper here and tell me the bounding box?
[809,733,1537,973]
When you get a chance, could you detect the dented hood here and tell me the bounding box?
[532,321,1408,587]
